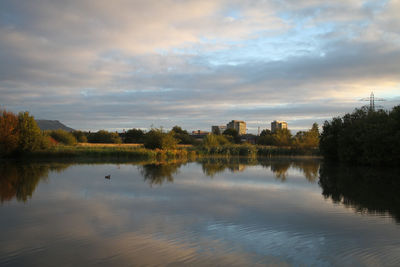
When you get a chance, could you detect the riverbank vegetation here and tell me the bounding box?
[319,105,400,165]
[1,108,320,159]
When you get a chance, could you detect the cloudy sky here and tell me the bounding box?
[1,0,399,133]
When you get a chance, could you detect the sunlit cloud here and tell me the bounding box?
[1,0,399,132]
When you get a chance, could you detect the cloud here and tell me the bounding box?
[0,0,399,132]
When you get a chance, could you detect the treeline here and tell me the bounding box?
[319,105,400,165]
[1,108,321,158]
[0,109,198,156]
[53,126,196,149]
[204,123,320,148]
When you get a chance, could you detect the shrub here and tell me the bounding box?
[48,130,77,145]
[87,130,122,144]
[202,134,230,149]
[72,131,88,143]
[124,128,145,143]
[144,129,178,150]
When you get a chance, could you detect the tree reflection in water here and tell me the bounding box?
[199,158,320,182]
[199,157,258,177]
[258,159,319,182]
[319,163,400,223]
[0,163,70,203]
[139,161,187,186]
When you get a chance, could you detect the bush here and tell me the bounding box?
[87,130,122,144]
[124,128,144,143]
[72,131,88,143]
[171,126,195,144]
[203,134,230,149]
[144,129,178,150]
[48,130,77,145]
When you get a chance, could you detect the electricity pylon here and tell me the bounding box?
[360,92,385,110]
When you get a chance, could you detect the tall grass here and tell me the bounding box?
[22,145,195,161]
[10,143,319,161]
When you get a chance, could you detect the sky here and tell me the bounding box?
[1,0,400,133]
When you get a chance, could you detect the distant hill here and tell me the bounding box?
[36,120,75,132]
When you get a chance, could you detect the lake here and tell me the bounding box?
[1,158,399,266]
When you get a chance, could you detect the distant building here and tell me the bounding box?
[227,120,246,135]
[271,120,288,133]
[211,125,227,134]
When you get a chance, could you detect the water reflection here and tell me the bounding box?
[0,159,322,201]
[1,159,400,266]
[319,163,400,223]
[199,157,257,177]
[139,161,187,186]
[3,159,399,227]
[199,157,319,182]
[0,163,69,203]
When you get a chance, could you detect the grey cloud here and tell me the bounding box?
[0,0,399,132]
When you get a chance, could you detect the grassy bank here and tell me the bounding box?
[2,143,319,161]
[18,145,195,161]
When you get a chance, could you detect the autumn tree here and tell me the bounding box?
[0,109,20,155]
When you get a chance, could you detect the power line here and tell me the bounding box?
[360,92,385,110]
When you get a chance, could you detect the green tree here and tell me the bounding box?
[124,128,145,143]
[293,123,319,148]
[17,111,44,152]
[48,129,77,145]
[144,128,178,150]
[87,130,121,143]
[320,105,400,165]
[257,129,274,145]
[72,131,88,143]
[260,129,272,136]
[202,134,230,149]
[273,129,292,146]
[223,128,241,143]
[212,127,221,135]
[171,126,195,144]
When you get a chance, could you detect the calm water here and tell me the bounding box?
[1,158,400,266]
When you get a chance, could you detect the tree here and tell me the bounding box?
[319,105,400,165]
[171,125,195,144]
[223,128,241,143]
[0,109,20,155]
[124,128,144,143]
[293,123,319,148]
[212,127,221,135]
[87,130,121,143]
[257,129,274,145]
[202,134,230,149]
[18,111,44,152]
[48,129,77,145]
[72,131,88,143]
[260,129,272,137]
[273,129,292,146]
[144,128,178,150]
